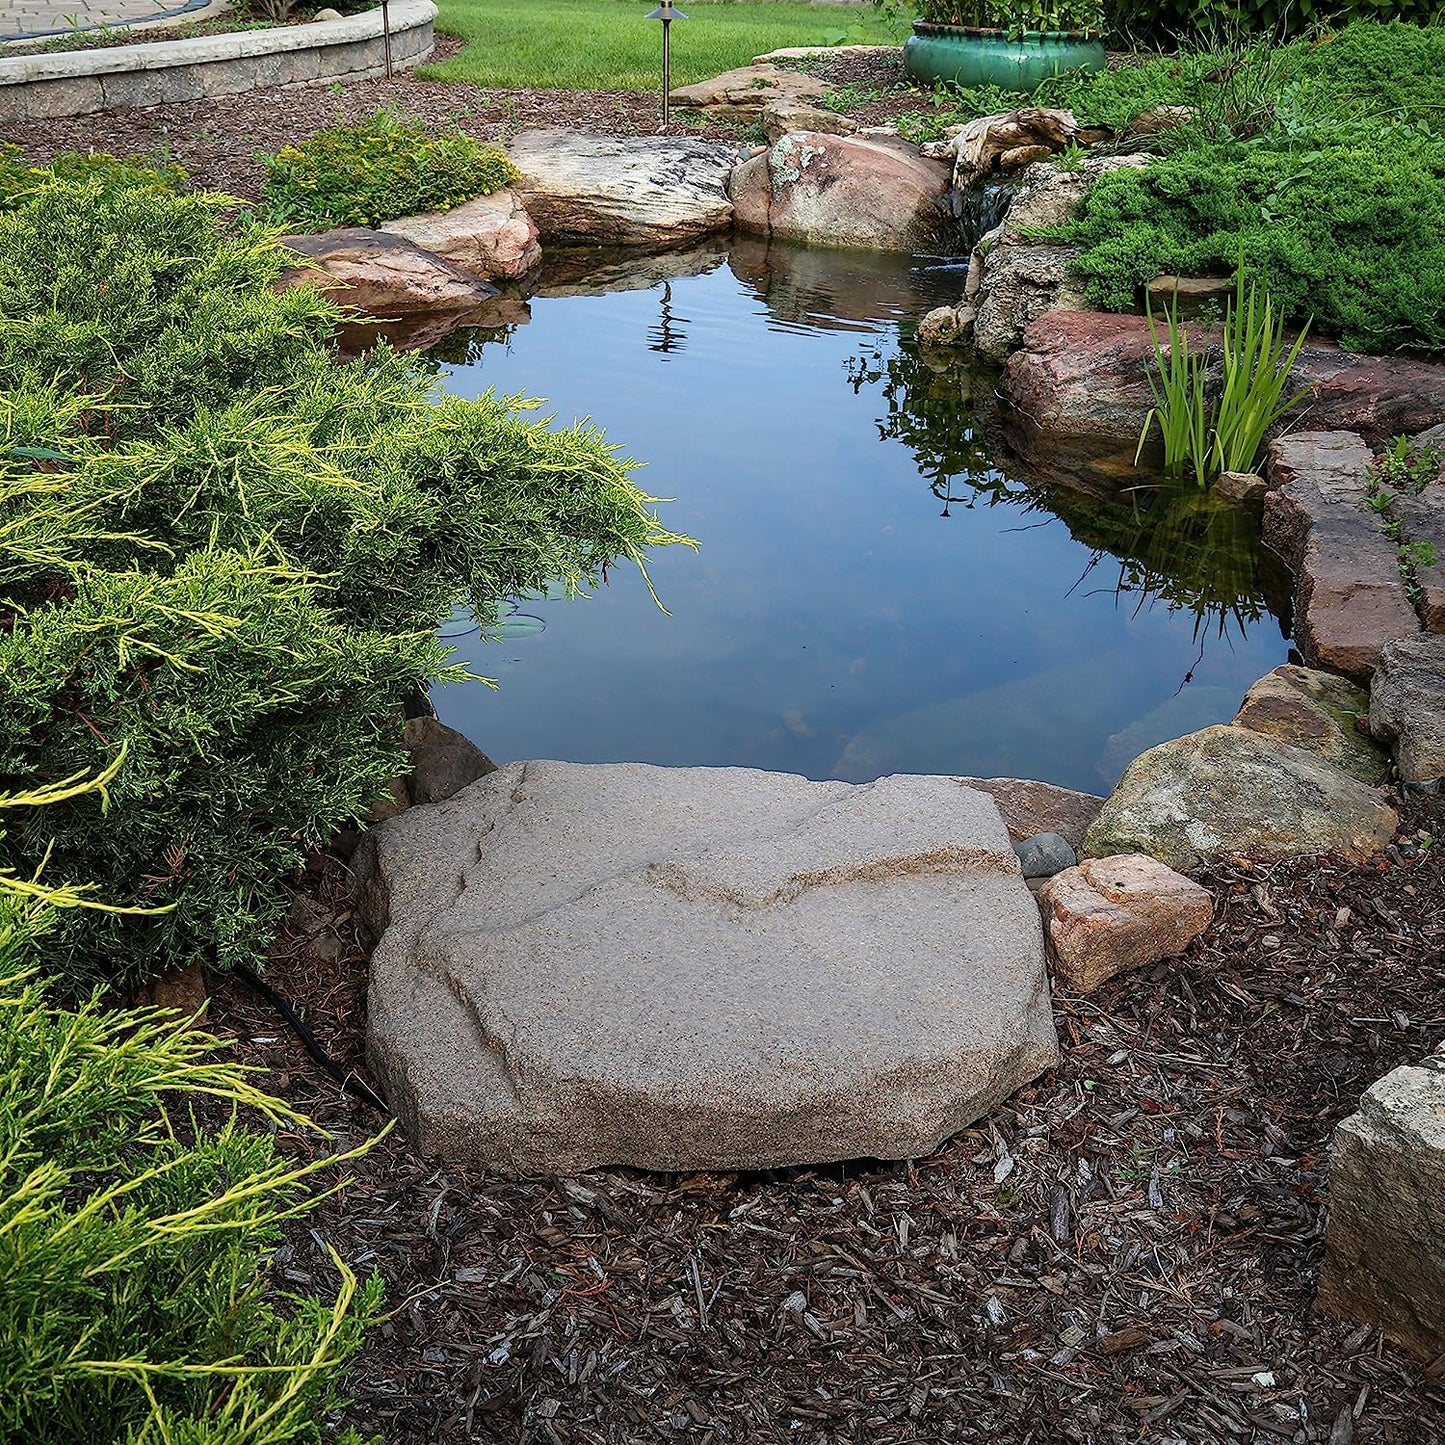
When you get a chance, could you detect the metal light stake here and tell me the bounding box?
[645,0,687,132]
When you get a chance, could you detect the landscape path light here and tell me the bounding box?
[646,0,687,132]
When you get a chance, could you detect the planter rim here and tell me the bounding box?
[909,20,1103,38]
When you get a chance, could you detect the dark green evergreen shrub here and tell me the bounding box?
[1052,134,1445,354]
[1102,0,1437,44]
[260,108,520,230]
[0,163,687,993]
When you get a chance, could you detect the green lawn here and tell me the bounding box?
[422,0,908,90]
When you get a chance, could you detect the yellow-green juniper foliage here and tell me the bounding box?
[0,768,383,1445]
[260,108,520,231]
[0,159,688,993]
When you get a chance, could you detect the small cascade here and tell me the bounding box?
[948,175,1018,255]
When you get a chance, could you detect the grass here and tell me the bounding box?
[423,0,908,90]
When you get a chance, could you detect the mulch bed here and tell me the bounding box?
[206,791,1445,1444]
[2,37,749,201]
[2,46,945,202]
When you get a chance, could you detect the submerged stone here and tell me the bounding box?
[358,761,1058,1173]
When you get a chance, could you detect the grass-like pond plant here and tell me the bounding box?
[1138,258,1310,486]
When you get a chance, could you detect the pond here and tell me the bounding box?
[429,239,1293,796]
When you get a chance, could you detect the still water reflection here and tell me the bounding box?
[430,240,1291,794]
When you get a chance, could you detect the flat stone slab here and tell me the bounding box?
[668,62,830,119]
[358,761,1059,1173]
[1318,1062,1445,1358]
[506,130,737,248]
[959,776,1105,849]
[1263,432,1424,678]
[1004,313,1445,445]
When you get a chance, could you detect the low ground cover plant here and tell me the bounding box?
[0,158,688,995]
[901,22,1445,356]
[0,769,380,1444]
[260,108,518,230]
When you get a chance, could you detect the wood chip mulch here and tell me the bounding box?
[202,791,1445,1444]
[2,37,750,202]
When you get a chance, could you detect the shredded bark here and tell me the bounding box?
[3,38,752,200]
[204,793,1445,1443]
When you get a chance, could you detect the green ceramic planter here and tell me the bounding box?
[903,23,1107,93]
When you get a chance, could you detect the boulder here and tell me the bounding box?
[1263,432,1422,679]
[506,130,736,247]
[963,156,1151,362]
[1215,470,1267,506]
[668,62,831,120]
[1369,635,1445,782]
[1004,311,1445,443]
[728,133,952,252]
[1013,831,1076,879]
[378,190,541,281]
[959,776,1105,849]
[276,228,499,316]
[1037,854,1213,993]
[357,761,1058,1172]
[403,716,497,806]
[1233,665,1388,785]
[1318,1063,1445,1358]
[943,107,1080,190]
[1082,724,1398,870]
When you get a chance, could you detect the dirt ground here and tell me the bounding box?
[207,791,1445,1445]
[3,45,937,200]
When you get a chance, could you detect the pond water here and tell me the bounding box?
[429,239,1292,795]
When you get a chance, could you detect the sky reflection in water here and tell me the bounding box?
[431,241,1291,794]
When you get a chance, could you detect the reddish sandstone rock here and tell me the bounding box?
[1263,432,1422,679]
[1037,853,1213,993]
[1003,312,1445,445]
[959,776,1105,850]
[278,228,498,316]
[729,133,952,252]
[378,190,541,281]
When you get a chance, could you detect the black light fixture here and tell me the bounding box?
[645,0,687,132]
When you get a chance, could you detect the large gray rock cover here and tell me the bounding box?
[358,761,1058,1173]
[506,130,737,247]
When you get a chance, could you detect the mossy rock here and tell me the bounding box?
[1233,664,1389,786]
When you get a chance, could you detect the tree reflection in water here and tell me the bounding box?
[852,340,1293,647]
